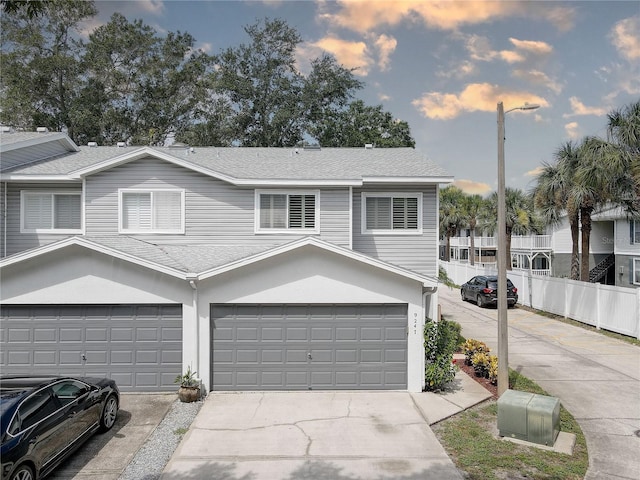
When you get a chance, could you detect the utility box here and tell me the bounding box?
[498,389,560,446]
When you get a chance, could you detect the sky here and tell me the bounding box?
[88,1,640,195]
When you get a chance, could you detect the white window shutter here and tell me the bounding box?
[24,194,52,229]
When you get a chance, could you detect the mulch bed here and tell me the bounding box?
[455,358,499,399]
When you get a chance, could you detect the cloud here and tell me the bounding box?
[609,15,640,61]
[307,37,373,76]
[453,179,492,195]
[378,93,391,102]
[508,38,553,55]
[525,166,545,177]
[412,83,548,120]
[563,97,607,118]
[565,122,580,139]
[323,1,576,33]
[373,34,397,71]
[512,69,562,94]
[137,0,165,15]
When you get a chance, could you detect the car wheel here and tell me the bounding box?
[10,464,34,480]
[99,394,118,432]
[476,295,484,308]
[461,290,466,302]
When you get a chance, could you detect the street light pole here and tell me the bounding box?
[496,101,539,397]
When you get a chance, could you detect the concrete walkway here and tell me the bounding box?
[438,285,640,480]
[161,378,492,480]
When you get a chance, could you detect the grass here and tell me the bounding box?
[174,427,189,436]
[432,369,589,480]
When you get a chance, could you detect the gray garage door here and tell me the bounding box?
[211,304,407,390]
[0,305,182,392]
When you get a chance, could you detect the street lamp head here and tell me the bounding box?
[519,103,540,111]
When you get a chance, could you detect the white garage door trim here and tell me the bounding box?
[0,304,182,392]
[211,304,408,390]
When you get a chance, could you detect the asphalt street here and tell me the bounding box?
[438,284,640,480]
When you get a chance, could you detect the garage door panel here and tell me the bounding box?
[1,305,182,392]
[211,304,407,390]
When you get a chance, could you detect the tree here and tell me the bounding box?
[486,188,540,270]
[533,142,581,280]
[77,13,213,146]
[312,100,415,148]
[439,186,465,262]
[461,194,486,266]
[213,18,307,147]
[0,0,97,137]
[1,0,49,18]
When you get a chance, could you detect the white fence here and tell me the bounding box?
[441,261,640,339]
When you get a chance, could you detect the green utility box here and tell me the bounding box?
[498,389,560,446]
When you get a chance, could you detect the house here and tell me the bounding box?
[549,206,640,287]
[0,130,452,393]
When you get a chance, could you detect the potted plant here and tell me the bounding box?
[175,366,200,403]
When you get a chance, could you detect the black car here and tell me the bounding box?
[0,376,119,480]
[461,275,518,308]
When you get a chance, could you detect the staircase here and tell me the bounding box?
[589,253,615,283]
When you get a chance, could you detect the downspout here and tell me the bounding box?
[3,182,7,258]
[188,278,199,381]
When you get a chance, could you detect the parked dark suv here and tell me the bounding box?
[461,275,518,308]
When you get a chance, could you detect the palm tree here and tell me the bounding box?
[439,186,465,262]
[461,194,485,266]
[533,141,581,280]
[484,188,539,270]
[606,100,640,215]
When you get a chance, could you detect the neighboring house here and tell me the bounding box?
[0,130,452,393]
[550,207,640,287]
[443,207,640,287]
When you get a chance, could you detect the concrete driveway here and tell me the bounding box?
[438,285,640,480]
[162,391,463,480]
[49,393,175,480]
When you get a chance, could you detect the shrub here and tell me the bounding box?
[424,319,459,391]
[471,352,491,377]
[463,339,490,365]
[488,356,498,384]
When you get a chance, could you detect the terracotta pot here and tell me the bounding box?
[178,386,200,403]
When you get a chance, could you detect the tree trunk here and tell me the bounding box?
[506,230,513,271]
[569,211,580,280]
[580,207,593,282]
[445,234,451,262]
[470,233,476,266]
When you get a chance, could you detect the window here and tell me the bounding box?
[21,191,81,233]
[361,193,422,234]
[634,258,640,285]
[633,221,640,244]
[10,388,59,435]
[119,189,184,233]
[255,191,319,233]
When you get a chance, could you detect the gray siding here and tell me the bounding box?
[352,185,438,277]
[85,157,350,247]
[4,182,83,256]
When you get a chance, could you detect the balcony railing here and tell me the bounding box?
[448,235,550,251]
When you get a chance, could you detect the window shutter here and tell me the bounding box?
[367,197,391,229]
[260,194,286,228]
[289,195,303,228]
[54,194,81,229]
[123,193,151,230]
[392,197,418,229]
[154,191,181,230]
[303,195,315,228]
[24,194,52,229]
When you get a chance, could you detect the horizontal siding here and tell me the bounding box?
[4,183,82,256]
[85,157,351,247]
[352,185,438,277]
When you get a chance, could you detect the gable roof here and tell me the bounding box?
[0,235,439,288]
[2,138,453,186]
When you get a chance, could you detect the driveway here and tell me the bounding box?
[49,393,175,480]
[162,391,464,480]
[438,285,640,480]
